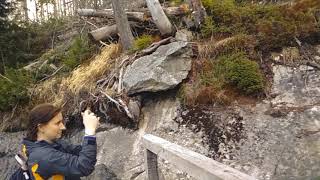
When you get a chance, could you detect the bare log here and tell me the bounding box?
[77,9,148,22]
[146,0,174,35]
[164,5,190,16]
[77,7,189,20]
[88,25,118,41]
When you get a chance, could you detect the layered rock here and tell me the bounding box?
[123,41,193,95]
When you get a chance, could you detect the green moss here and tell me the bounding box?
[130,35,153,53]
[0,69,32,111]
[200,0,320,50]
[217,52,264,94]
[169,0,183,5]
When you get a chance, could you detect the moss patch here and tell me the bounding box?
[130,35,153,53]
[200,0,320,50]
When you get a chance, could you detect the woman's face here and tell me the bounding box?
[38,112,66,141]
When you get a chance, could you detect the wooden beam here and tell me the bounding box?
[142,134,256,180]
[145,149,160,180]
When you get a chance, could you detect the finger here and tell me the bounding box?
[84,109,91,115]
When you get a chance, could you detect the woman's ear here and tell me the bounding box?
[37,124,44,133]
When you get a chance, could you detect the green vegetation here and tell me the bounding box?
[62,35,95,70]
[0,69,32,111]
[169,0,183,5]
[219,53,264,94]
[0,17,67,73]
[179,52,264,106]
[130,35,153,53]
[200,0,320,50]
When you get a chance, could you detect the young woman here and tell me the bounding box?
[21,103,100,180]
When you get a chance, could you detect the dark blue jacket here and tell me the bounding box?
[22,136,97,180]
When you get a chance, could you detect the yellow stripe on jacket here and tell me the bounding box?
[31,163,64,180]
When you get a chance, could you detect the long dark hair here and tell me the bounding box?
[26,103,61,141]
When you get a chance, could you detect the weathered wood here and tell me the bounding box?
[145,0,174,35]
[139,37,174,56]
[77,7,189,20]
[185,0,207,29]
[143,134,256,180]
[77,9,147,22]
[111,0,134,50]
[145,149,159,180]
[164,5,190,16]
[88,25,117,41]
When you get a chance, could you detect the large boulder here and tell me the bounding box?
[123,41,193,95]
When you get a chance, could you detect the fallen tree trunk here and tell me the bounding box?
[164,5,190,16]
[77,6,189,20]
[89,24,118,41]
[77,9,147,22]
[146,0,174,35]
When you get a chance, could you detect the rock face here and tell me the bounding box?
[123,41,193,95]
[226,65,320,179]
[0,132,25,179]
[66,92,207,180]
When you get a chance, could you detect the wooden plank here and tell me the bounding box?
[142,134,256,180]
[145,149,160,180]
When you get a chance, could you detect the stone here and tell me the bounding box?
[83,164,119,180]
[123,41,193,95]
[315,44,320,52]
[175,29,193,42]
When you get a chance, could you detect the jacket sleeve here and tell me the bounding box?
[58,140,82,155]
[36,136,97,178]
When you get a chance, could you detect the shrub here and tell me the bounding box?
[62,35,95,70]
[0,68,32,111]
[214,52,264,94]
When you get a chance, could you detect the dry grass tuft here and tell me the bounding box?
[61,44,120,95]
[33,44,121,107]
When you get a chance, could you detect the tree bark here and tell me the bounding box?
[187,0,207,29]
[145,0,174,36]
[111,0,134,50]
[21,0,29,21]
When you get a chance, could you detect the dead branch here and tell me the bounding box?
[40,65,64,82]
[117,66,124,94]
[0,73,13,83]
[139,37,174,56]
[118,99,134,119]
